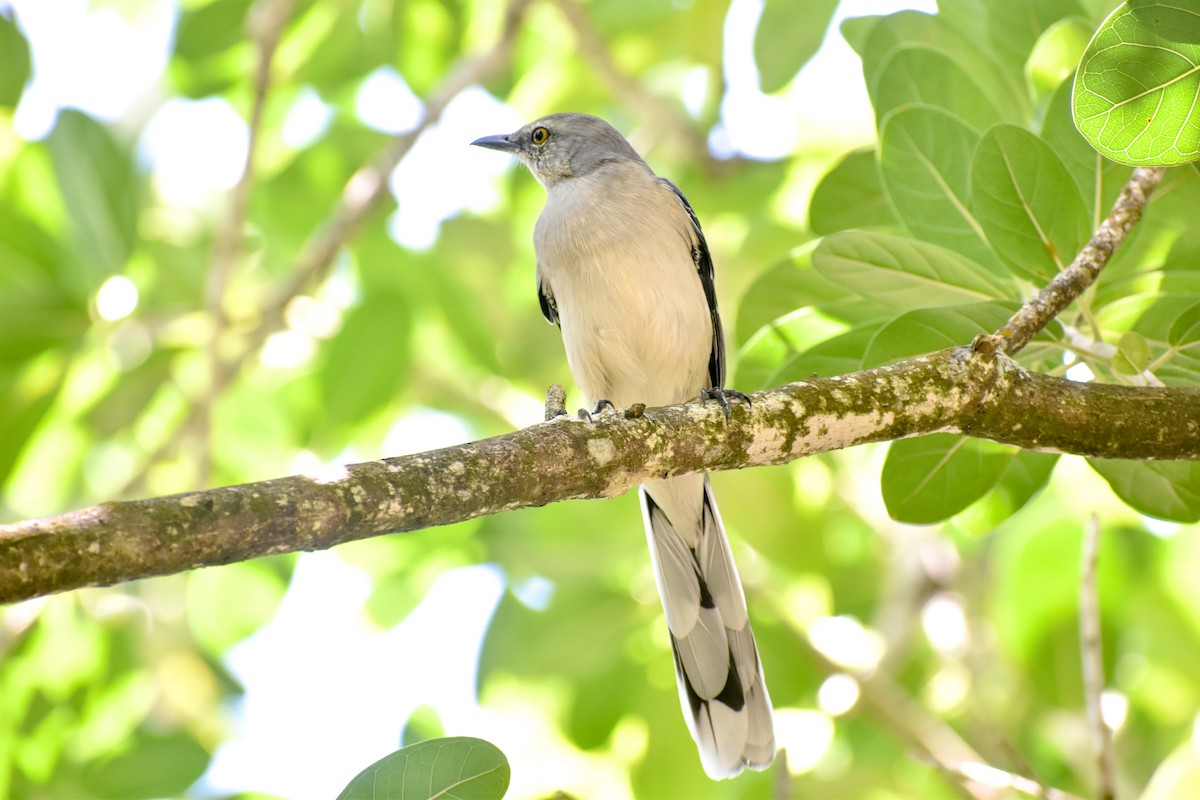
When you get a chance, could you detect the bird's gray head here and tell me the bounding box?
[471,113,644,187]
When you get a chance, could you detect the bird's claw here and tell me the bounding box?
[701,387,751,421]
[578,398,616,422]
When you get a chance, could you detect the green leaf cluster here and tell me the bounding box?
[741,0,1200,528]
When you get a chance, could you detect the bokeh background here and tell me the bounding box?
[1,0,1198,798]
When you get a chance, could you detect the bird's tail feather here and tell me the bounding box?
[640,475,775,779]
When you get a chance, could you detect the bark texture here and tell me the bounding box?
[2,345,1197,604]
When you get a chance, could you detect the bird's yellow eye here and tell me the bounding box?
[531,126,550,145]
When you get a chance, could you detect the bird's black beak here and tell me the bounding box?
[471,133,519,153]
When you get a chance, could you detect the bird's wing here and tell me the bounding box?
[658,178,725,390]
[536,269,559,327]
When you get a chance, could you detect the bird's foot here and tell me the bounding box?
[577,398,616,422]
[701,387,751,421]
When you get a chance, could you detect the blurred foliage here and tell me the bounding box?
[0,0,1198,798]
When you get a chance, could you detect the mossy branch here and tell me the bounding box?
[2,346,1197,604]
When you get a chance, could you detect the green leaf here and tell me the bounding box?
[1073,0,1200,166]
[878,105,996,266]
[83,731,211,800]
[971,124,1091,281]
[1042,76,1132,226]
[46,110,139,283]
[984,0,1087,72]
[938,0,989,41]
[871,45,1005,133]
[316,291,413,429]
[0,357,65,491]
[882,434,1017,523]
[0,12,31,108]
[809,148,896,235]
[735,244,889,345]
[395,0,460,95]
[956,450,1061,534]
[81,350,174,436]
[1162,298,1200,383]
[754,0,839,93]
[296,5,395,92]
[1081,0,1127,19]
[1169,299,1200,346]
[813,231,1013,311]
[1025,17,1093,102]
[174,0,254,60]
[735,247,818,345]
[401,705,446,748]
[1141,738,1200,800]
[1113,330,1151,373]
[187,562,288,655]
[734,309,878,388]
[735,310,850,390]
[0,211,88,364]
[769,323,882,383]
[861,10,1026,120]
[336,738,509,800]
[840,15,881,57]
[1129,294,1200,344]
[1089,459,1200,522]
[336,737,509,800]
[863,301,1017,367]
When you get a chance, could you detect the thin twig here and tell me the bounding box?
[985,166,1165,356]
[1081,514,1117,800]
[936,759,1089,800]
[198,0,294,483]
[1059,325,1165,387]
[773,748,790,800]
[764,596,989,799]
[266,0,533,315]
[207,0,292,311]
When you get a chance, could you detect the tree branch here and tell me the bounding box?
[989,166,1166,355]
[2,345,1198,603]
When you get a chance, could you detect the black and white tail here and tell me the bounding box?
[640,474,775,779]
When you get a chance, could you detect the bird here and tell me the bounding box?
[472,113,774,779]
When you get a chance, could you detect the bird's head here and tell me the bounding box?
[471,112,642,188]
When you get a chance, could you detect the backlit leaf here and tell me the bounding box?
[1073,0,1200,165]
